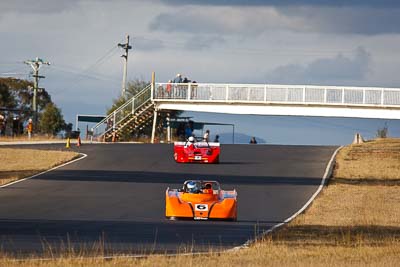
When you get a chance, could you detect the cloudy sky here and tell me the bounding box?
[1,0,399,144]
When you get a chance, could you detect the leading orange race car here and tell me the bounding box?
[165,180,237,221]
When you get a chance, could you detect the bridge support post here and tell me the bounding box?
[167,113,171,144]
[151,109,158,144]
[151,72,155,100]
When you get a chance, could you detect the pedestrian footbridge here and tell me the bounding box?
[92,82,400,142]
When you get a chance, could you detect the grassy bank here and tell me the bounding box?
[0,136,65,142]
[0,148,79,186]
[0,139,399,266]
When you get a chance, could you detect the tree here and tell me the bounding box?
[0,82,17,109]
[126,79,149,98]
[39,103,65,136]
[107,79,150,115]
[0,77,65,136]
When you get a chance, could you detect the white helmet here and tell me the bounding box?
[188,136,195,142]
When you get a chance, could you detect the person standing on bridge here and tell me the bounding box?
[166,80,172,97]
[173,73,183,97]
[173,73,182,84]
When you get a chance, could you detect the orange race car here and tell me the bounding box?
[173,136,220,163]
[165,180,237,221]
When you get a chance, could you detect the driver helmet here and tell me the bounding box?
[187,181,199,193]
[188,136,195,143]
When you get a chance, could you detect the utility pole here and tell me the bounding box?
[118,35,132,98]
[24,57,50,131]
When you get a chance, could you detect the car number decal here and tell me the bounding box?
[195,204,208,211]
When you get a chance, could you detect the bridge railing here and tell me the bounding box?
[152,83,400,107]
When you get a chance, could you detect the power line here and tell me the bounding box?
[51,45,120,83]
[48,64,120,84]
[82,45,120,74]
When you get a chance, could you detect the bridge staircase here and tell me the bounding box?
[92,84,154,142]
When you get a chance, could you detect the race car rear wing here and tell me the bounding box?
[174,141,220,147]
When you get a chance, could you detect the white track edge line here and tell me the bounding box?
[0,153,88,188]
[231,145,344,250]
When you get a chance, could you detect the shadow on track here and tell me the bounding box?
[31,170,323,186]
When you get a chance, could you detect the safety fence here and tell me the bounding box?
[152,83,400,107]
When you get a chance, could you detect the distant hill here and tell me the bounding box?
[214,132,266,144]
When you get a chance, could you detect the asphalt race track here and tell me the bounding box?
[0,143,337,256]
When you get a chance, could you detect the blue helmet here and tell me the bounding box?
[187,181,199,193]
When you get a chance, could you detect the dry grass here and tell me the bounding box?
[292,184,400,227]
[1,242,399,267]
[0,136,65,142]
[334,138,400,181]
[0,148,79,185]
[0,138,400,266]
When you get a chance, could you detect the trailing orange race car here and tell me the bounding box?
[174,136,220,163]
[165,180,237,221]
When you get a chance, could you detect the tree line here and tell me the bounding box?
[0,77,70,137]
[1,77,181,140]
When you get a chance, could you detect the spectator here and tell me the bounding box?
[250,136,257,144]
[203,129,210,142]
[12,116,20,137]
[173,73,183,97]
[173,73,182,83]
[27,118,33,139]
[184,123,192,139]
[188,120,194,132]
[214,134,220,143]
[166,80,172,97]
[177,122,185,141]
[0,114,5,136]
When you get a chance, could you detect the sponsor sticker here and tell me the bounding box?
[194,217,208,220]
[195,204,208,211]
